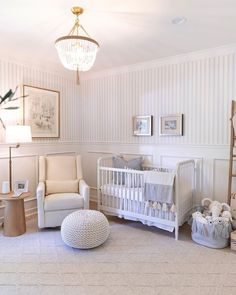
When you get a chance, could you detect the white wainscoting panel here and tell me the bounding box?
[212,158,236,203]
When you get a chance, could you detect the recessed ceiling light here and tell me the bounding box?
[171,17,187,25]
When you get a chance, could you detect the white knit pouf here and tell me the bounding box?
[61,210,110,249]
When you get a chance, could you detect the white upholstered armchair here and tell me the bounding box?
[36,155,90,228]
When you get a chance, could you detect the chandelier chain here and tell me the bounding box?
[80,25,91,38]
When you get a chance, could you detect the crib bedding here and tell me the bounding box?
[101,194,176,232]
[143,170,175,203]
[101,184,143,202]
[101,183,176,204]
[103,207,176,233]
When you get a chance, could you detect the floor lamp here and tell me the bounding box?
[5,125,32,192]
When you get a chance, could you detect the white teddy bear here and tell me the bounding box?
[201,198,231,221]
[221,210,233,222]
[192,198,232,227]
[202,198,230,215]
[192,211,207,224]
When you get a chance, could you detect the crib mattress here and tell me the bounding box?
[101,184,176,205]
[101,184,143,202]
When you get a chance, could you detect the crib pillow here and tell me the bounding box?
[112,156,142,185]
[112,156,142,170]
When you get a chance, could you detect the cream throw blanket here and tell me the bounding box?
[144,171,175,204]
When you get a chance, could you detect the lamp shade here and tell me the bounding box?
[5,125,32,144]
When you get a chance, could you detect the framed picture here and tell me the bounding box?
[23,85,60,138]
[159,114,183,136]
[133,115,153,136]
[14,180,29,193]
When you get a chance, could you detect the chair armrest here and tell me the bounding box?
[79,179,90,209]
[37,182,45,201]
[36,182,45,228]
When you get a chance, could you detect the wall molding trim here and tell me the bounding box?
[0,53,75,80]
[0,141,81,148]
[77,142,230,150]
[0,140,231,150]
[83,42,236,80]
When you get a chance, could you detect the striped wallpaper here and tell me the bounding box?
[1,48,234,147]
[0,58,79,142]
[79,51,235,146]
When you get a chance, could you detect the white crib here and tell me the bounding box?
[97,156,195,240]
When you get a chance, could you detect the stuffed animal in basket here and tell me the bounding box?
[192,211,207,224]
[201,198,231,219]
[221,211,233,222]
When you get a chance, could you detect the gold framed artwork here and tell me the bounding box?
[23,85,60,138]
[133,115,153,136]
[159,114,183,136]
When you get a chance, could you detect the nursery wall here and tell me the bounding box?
[0,57,81,221]
[1,44,236,223]
[78,44,236,204]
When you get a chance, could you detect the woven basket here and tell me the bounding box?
[191,218,232,249]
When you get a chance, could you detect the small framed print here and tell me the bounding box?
[14,180,29,193]
[160,114,183,136]
[133,115,153,136]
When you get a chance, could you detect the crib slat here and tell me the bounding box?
[101,169,104,206]
[112,171,115,209]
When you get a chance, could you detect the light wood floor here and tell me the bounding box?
[0,208,235,295]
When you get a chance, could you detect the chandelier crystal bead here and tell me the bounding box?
[55,7,99,83]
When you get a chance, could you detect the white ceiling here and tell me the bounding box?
[1,0,236,72]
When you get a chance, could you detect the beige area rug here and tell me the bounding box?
[0,215,235,295]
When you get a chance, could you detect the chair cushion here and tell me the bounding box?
[44,193,84,211]
[46,180,78,195]
[46,156,77,180]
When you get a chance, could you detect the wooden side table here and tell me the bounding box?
[0,192,30,237]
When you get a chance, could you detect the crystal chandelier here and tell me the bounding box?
[55,7,99,84]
